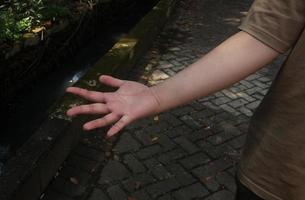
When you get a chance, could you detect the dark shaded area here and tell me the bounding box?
[0,0,158,169]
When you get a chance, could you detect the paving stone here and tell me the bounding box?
[238,106,253,117]
[246,74,261,81]
[152,164,172,180]
[159,113,183,127]
[252,80,269,89]
[87,188,110,200]
[227,166,237,177]
[207,131,235,146]
[126,118,152,130]
[137,145,163,159]
[171,106,194,117]
[253,93,264,100]
[237,92,256,102]
[192,159,233,191]
[123,154,146,174]
[107,185,127,200]
[228,99,248,108]
[174,136,199,154]
[198,95,216,102]
[245,87,261,95]
[215,92,225,97]
[158,148,187,165]
[201,102,222,113]
[158,194,174,200]
[240,80,254,88]
[180,115,202,129]
[186,129,213,142]
[166,164,197,186]
[212,97,231,105]
[163,68,177,76]
[123,174,155,192]
[165,125,192,138]
[229,134,247,149]
[219,104,240,116]
[174,183,209,200]
[236,84,247,91]
[202,142,236,160]
[134,130,157,146]
[246,100,261,110]
[221,89,238,99]
[189,101,208,111]
[113,133,141,154]
[216,172,237,192]
[146,178,181,198]
[99,160,131,184]
[190,109,214,120]
[258,76,271,82]
[157,134,177,151]
[207,190,235,200]
[143,158,160,169]
[145,121,169,134]
[132,189,152,200]
[179,151,209,167]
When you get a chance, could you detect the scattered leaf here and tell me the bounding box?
[70,177,79,184]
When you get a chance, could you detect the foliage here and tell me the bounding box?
[0,0,70,43]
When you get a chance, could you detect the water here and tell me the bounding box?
[0,1,158,171]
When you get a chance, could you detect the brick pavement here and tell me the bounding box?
[41,0,285,199]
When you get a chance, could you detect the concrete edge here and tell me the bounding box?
[0,0,177,200]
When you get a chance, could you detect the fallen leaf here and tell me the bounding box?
[70,177,79,184]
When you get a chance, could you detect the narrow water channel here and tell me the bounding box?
[0,0,158,174]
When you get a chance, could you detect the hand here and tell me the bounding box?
[66,75,160,138]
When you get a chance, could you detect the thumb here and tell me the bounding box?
[99,75,125,88]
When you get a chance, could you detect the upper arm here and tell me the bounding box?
[239,0,305,53]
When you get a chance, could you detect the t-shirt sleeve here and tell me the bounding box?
[239,0,305,53]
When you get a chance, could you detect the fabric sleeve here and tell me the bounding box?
[239,0,305,53]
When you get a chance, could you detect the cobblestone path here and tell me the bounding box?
[42,0,285,199]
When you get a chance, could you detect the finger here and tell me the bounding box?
[99,75,125,88]
[83,113,120,130]
[107,115,131,138]
[66,87,105,102]
[67,103,109,116]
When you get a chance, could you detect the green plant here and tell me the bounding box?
[0,0,70,43]
[41,5,70,20]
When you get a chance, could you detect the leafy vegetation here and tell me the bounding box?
[0,0,70,43]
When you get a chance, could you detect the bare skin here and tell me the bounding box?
[66,31,279,138]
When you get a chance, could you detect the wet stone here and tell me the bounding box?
[113,133,141,154]
[99,160,131,184]
[87,188,110,200]
[179,152,210,169]
[123,154,146,174]
[173,183,209,200]
[107,185,127,200]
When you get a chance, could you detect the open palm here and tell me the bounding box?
[66,75,160,138]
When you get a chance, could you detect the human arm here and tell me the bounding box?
[66,31,279,137]
[150,31,279,112]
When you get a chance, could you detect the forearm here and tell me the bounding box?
[151,31,279,113]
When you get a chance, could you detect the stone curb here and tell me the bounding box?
[0,0,177,200]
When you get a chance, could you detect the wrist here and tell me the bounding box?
[149,86,162,114]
